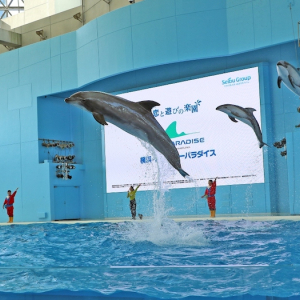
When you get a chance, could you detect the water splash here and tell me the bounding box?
[119,218,208,247]
[120,140,207,247]
[138,139,175,222]
[241,148,263,227]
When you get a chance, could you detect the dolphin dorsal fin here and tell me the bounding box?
[245,107,256,113]
[137,101,160,112]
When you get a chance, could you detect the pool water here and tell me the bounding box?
[0,219,299,299]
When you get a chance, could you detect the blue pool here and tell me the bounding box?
[0,219,299,299]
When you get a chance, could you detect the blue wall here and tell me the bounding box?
[0,0,299,221]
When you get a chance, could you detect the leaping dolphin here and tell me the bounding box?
[277,60,300,97]
[216,104,268,148]
[65,91,189,177]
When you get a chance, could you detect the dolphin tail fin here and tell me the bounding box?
[259,142,269,148]
[178,168,189,177]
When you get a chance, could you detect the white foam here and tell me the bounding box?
[119,218,208,247]
[119,140,207,247]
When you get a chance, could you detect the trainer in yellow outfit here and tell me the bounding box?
[127,184,141,220]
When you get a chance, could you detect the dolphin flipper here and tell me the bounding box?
[288,75,295,88]
[92,112,108,125]
[229,116,238,123]
[137,101,160,112]
[277,76,282,88]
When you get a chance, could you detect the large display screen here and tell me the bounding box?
[105,67,264,193]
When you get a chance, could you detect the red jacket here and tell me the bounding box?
[205,180,216,198]
[3,190,17,208]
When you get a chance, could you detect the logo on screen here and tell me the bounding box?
[173,138,204,146]
[222,76,251,87]
[165,121,198,139]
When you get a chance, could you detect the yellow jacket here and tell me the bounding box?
[127,186,140,201]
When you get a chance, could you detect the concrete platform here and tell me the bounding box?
[1,215,300,225]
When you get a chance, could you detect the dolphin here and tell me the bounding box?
[65,91,189,177]
[277,60,300,97]
[216,104,268,148]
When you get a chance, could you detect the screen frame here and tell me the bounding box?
[102,62,272,196]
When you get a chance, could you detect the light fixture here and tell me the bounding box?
[103,0,111,3]
[73,12,82,23]
[274,137,287,158]
[128,0,135,3]
[280,150,287,157]
[36,30,47,40]
[273,138,286,148]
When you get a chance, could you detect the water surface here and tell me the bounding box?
[0,219,299,298]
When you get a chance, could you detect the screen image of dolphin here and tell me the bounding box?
[65,91,189,177]
[277,60,300,99]
[216,104,268,148]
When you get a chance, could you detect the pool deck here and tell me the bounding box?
[1,215,300,225]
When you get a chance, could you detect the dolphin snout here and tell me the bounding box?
[216,105,226,111]
[65,98,70,103]
[277,61,288,68]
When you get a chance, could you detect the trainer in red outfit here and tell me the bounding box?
[201,178,217,218]
[3,188,18,223]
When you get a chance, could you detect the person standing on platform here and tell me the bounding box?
[127,184,141,220]
[201,178,217,218]
[3,188,18,223]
